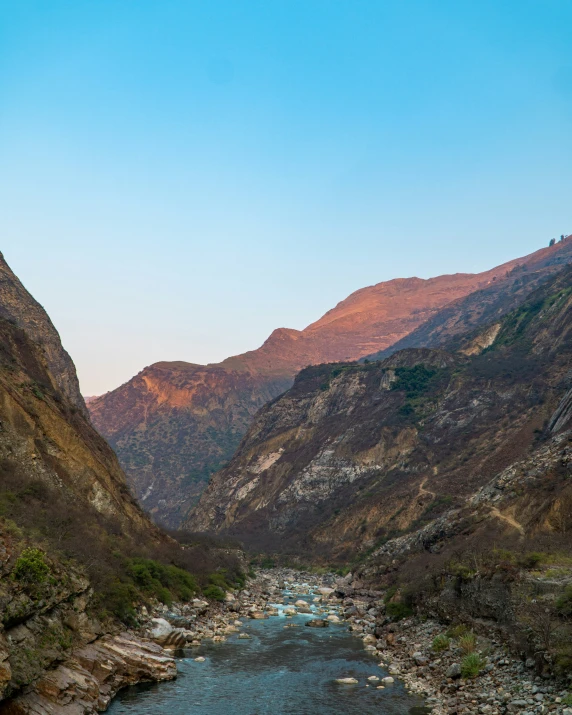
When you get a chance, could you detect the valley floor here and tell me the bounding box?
[15,569,571,715]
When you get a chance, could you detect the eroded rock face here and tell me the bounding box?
[0,251,87,416]
[3,633,176,714]
[0,235,175,712]
[0,310,156,532]
[89,242,572,527]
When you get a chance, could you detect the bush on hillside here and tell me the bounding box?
[12,548,50,584]
[461,652,485,678]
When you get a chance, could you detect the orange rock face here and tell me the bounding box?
[88,241,572,526]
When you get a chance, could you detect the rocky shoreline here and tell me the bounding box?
[6,568,572,714]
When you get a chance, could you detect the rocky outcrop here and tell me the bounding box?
[3,634,176,714]
[188,266,572,559]
[89,241,572,526]
[0,252,87,417]
[0,248,182,711]
[549,382,572,433]
[0,313,152,531]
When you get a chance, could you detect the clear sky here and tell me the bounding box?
[1,1,571,395]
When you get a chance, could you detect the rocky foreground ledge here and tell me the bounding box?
[5,569,572,714]
[3,634,176,714]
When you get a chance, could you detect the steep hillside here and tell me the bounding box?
[0,257,244,711]
[0,252,87,416]
[188,265,572,560]
[90,240,572,527]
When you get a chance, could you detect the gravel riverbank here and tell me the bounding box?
[139,569,572,715]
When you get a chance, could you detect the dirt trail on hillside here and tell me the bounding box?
[490,507,525,535]
[418,477,436,500]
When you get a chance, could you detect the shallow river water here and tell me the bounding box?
[108,594,426,715]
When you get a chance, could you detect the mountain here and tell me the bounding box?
[0,252,87,417]
[0,255,242,711]
[365,236,572,361]
[187,264,572,559]
[89,239,572,527]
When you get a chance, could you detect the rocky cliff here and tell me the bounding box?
[0,255,242,712]
[89,240,572,527]
[0,252,87,417]
[188,265,572,561]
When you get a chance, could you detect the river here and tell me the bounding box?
[108,586,426,715]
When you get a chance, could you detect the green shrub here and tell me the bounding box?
[518,552,546,569]
[203,584,225,602]
[461,652,485,678]
[127,558,197,604]
[432,634,450,652]
[459,632,477,654]
[562,694,572,706]
[556,585,572,617]
[391,365,438,398]
[12,548,50,584]
[383,586,398,603]
[208,572,228,588]
[259,557,276,569]
[103,581,139,625]
[386,602,413,620]
[233,571,247,589]
[446,624,469,639]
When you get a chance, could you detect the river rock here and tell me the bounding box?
[318,587,334,597]
[148,618,187,649]
[295,600,309,608]
[335,678,358,684]
[306,619,329,628]
[248,611,268,620]
[446,663,461,679]
[382,676,394,684]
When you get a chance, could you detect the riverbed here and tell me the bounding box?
[108,594,425,714]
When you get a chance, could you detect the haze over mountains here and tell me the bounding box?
[89,239,572,526]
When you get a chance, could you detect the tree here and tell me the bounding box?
[549,238,556,247]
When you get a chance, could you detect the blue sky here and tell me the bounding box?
[1,0,571,395]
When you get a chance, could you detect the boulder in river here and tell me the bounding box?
[318,587,335,597]
[335,678,358,684]
[148,618,187,649]
[306,619,329,628]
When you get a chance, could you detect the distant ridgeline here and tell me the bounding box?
[89,239,572,527]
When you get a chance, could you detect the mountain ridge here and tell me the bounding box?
[89,239,572,526]
[187,264,572,559]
